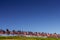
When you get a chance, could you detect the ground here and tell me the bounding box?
[0,36,60,40]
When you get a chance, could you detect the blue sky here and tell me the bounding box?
[0,0,60,33]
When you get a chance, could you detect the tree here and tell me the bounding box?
[12,30,17,35]
[6,29,10,35]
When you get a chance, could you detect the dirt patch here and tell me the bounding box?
[1,39,17,40]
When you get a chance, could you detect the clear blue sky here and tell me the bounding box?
[0,0,60,33]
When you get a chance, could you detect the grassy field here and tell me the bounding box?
[0,36,60,40]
